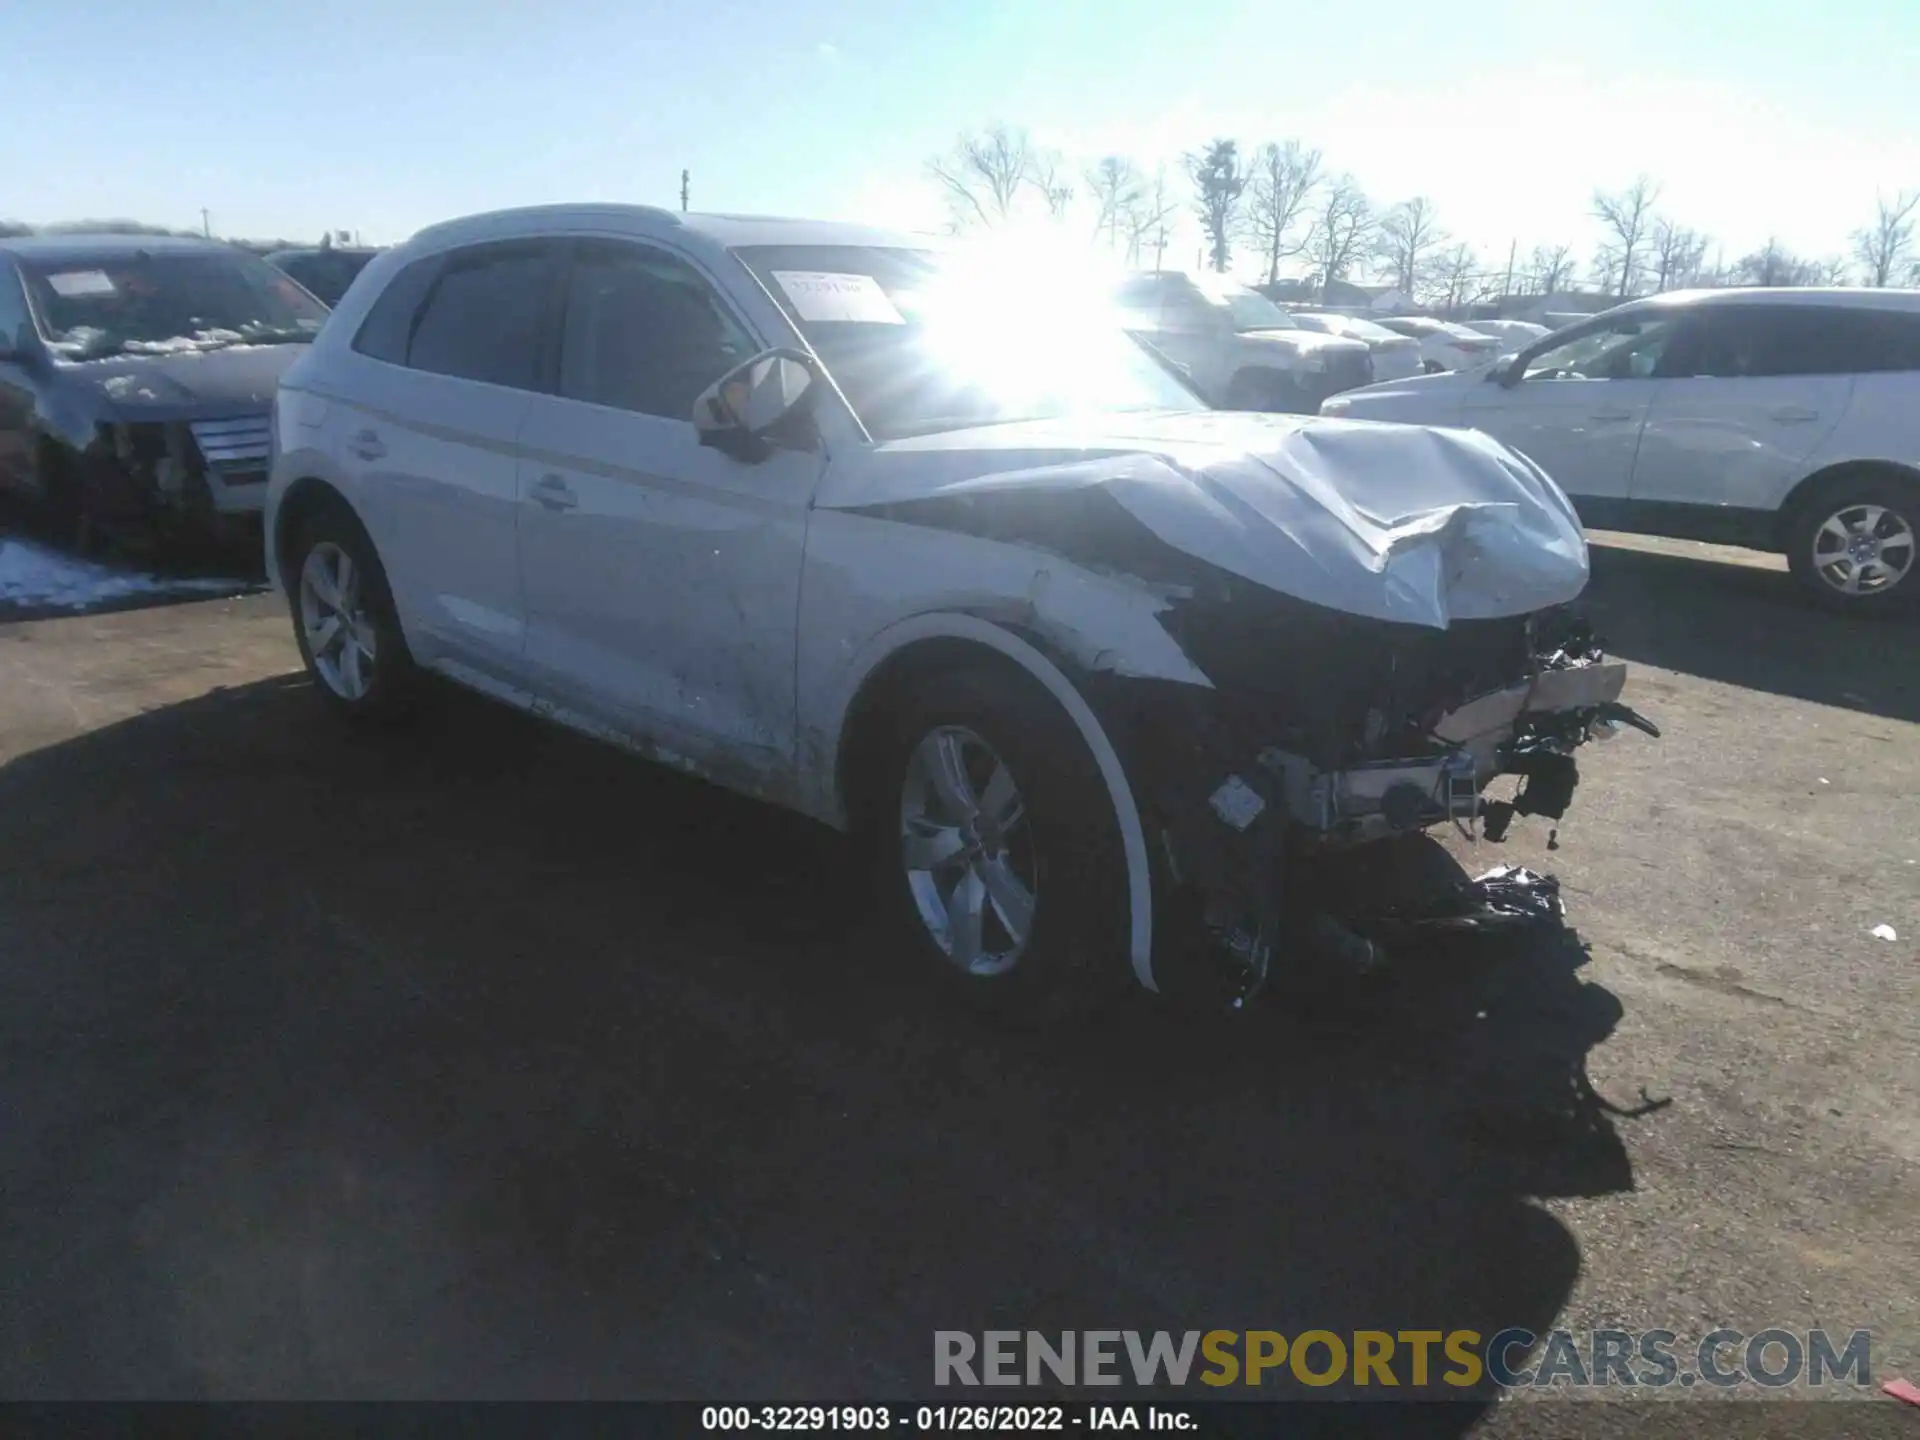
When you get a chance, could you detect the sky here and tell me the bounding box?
[6,0,1919,282]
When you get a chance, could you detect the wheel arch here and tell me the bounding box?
[828,614,1159,993]
[1772,458,1920,552]
[272,475,372,595]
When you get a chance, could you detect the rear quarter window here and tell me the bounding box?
[351,254,443,365]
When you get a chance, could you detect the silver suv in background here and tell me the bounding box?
[1113,271,1372,411]
[1323,288,1920,613]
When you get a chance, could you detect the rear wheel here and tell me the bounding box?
[288,506,419,720]
[1785,472,1918,614]
[867,665,1130,1019]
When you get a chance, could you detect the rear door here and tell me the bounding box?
[334,239,561,679]
[514,235,819,786]
[1459,308,1683,502]
[1629,304,1856,513]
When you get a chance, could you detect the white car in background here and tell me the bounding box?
[1371,316,1505,373]
[1465,318,1552,352]
[1284,311,1424,382]
[1322,288,1920,612]
[1112,271,1374,411]
[264,204,1641,1014]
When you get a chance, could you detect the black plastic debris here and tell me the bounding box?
[1368,863,1565,940]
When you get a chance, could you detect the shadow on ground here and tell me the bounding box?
[1583,540,1920,724]
[0,676,1644,1428]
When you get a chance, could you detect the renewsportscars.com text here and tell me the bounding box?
[933,1328,1873,1391]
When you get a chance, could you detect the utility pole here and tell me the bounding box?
[200,208,211,238]
[680,169,690,212]
[1500,238,1517,309]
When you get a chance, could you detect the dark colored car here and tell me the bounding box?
[264,246,382,307]
[0,233,328,544]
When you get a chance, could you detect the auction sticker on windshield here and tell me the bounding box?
[772,271,904,324]
[46,271,118,298]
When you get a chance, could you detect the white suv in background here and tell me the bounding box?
[264,204,1641,1013]
[1368,316,1505,373]
[1323,289,1920,613]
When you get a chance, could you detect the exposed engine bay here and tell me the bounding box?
[1085,602,1659,1007]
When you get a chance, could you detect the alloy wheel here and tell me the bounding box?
[898,726,1039,977]
[1811,502,1915,598]
[298,541,377,701]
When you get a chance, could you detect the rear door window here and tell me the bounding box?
[1667,305,1920,379]
[404,242,558,391]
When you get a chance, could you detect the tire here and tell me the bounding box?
[1784,471,1919,616]
[864,663,1131,1020]
[286,503,419,721]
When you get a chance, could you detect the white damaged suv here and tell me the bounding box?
[267,206,1650,1011]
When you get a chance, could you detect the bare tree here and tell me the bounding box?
[1733,238,1823,287]
[1853,190,1920,287]
[1434,242,1482,312]
[1186,139,1249,272]
[1814,255,1853,285]
[927,124,1037,230]
[1085,156,1143,252]
[1375,197,1447,298]
[1525,243,1575,296]
[1125,165,1176,268]
[1650,218,1710,292]
[1592,175,1661,298]
[1027,150,1075,220]
[1305,176,1374,298]
[1242,140,1323,287]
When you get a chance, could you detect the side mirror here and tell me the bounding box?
[693,348,819,462]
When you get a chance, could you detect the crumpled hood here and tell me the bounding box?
[820,410,1589,629]
[66,343,306,418]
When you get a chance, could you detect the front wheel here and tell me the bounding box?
[288,507,419,720]
[870,666,1129,1018]
[1785,474,1918,614]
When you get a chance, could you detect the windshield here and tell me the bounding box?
[20,248,329,359]
[734,244,1199,440]
[1191,273,1298,331]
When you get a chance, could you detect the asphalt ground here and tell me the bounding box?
[2,528,1916,1436]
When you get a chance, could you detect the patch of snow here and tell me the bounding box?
[1871,923,1899,942]
[102,373,164,402]
[0,537,247,613]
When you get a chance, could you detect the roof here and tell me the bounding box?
[407,204,936,255]
[265,246,382,262]
[1633,286,1920,313]
[0,232,234,262]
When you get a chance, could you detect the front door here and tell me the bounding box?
[516,237,822,791]
[1460,309,1684,503]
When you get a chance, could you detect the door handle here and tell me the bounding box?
[1769,405,1819,423]
[349,428,385,461]
[531,473,577,512]
[1590,409,1636,422]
